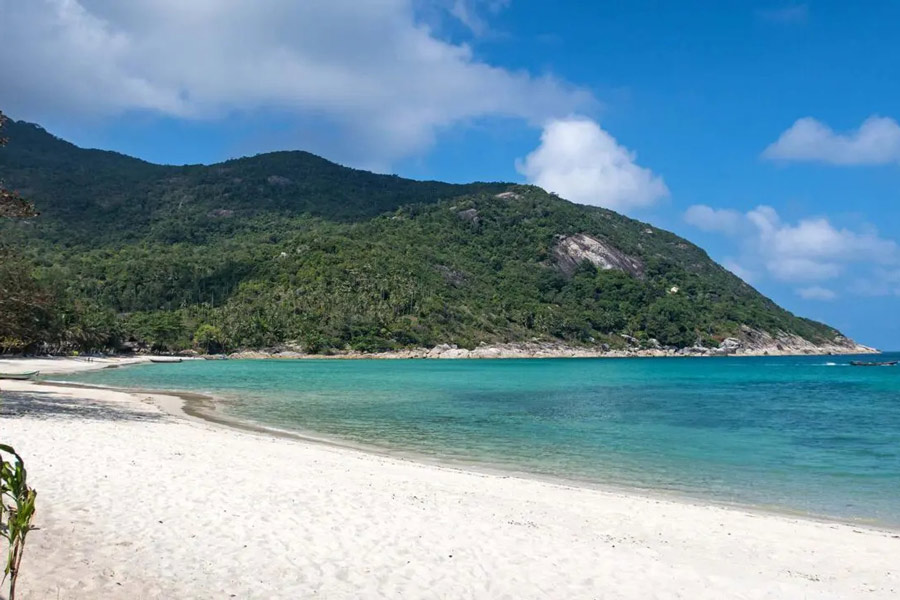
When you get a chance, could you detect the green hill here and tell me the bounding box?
[0,117,851,354]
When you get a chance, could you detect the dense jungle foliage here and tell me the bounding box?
[0,117,841,354]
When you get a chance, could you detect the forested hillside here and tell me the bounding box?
[0,117,845,354]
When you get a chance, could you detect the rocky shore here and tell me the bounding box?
[226,328,877,360]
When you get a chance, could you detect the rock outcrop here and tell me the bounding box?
[456,208,479,223]
[551,233,643,278]
[226,333,876,361]
[726,327,876,356]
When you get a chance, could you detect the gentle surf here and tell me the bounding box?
[63,353,900,526]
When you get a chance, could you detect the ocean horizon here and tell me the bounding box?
[63,353,900,527]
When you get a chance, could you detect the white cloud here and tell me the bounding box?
[0,0,592,167]
[746,207,898,279]
[722,259,756,284]
[766,257,842,282]
[684,204,900,290]
[516,117,668,212]
[763,116,900,165]
[447,0,510,35]
[796,286,837,301]
[684,205,743,234]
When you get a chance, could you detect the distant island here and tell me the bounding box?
[0,118,875,357]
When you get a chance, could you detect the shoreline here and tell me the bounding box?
[135,385,900,532]
[2,359,898,598]
[40,379,893,533]
[226,339,880,360]
[23,357,900,532]
[0,337,880,369]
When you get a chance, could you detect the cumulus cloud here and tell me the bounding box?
[763,116,900,165]
[684,204,900,297]
[0,0,592,166]
[746,206,898,280]
[683,205,743,234]
[796,286,837,301]
[516,117,668,212]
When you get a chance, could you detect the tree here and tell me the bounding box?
[193,323,226,354]
[0,113,48,350]
[643,294,698,348]
[0,112,36,219]
[0,110,37,600]
[0,249,53,352]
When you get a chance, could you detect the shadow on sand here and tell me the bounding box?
[0,390,164,422]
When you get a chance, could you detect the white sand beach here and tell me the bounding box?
[0,356,153,375]
[0,358,897,599]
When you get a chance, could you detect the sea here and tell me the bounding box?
[61,352,900,526]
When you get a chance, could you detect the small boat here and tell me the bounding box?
[150,358,183,364]
[850,360,898,367]
[0,371,39,380]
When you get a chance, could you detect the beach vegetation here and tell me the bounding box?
[0,113,37,600]
[193,324,226,354]
[0,445,36,600]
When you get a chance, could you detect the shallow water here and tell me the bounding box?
[64,353,900,525]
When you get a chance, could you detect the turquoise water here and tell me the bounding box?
[63,354,900,526]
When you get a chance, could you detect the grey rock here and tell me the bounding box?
[551,233,643,278]
[620,334,639,346]
[719,337,742,354]
[457,208,480,224]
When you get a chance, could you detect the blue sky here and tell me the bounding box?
[1,1,898,348]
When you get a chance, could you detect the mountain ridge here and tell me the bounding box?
[0,117,874,356]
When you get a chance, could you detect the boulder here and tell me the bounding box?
[457,208,479,223]
[620,334,639,346]
[440,347,471,359]
[719,337,742,354]
[426,344,454,358]
[469,346,502,358]
[426,344,471,359]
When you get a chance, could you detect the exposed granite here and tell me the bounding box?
[225,332,877,361]
[551,233,644,278]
